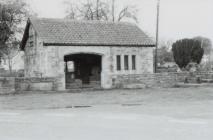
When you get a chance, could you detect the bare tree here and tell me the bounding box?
[0,41,19,72]
[157,40,174,65]
[64,0,138,22]
[117,5,138,22]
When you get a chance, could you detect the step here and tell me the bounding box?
[65,87,103,93]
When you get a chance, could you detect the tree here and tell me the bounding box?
[172,39,204,69]
[157,40,174,65]
[0,0,29,72]
[193,37,212,71]
[0,40,20,71]
[64,0,138,22]
[157,47,173,65]
[193,36,212,55]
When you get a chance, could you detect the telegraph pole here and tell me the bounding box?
[155,0,160,73]
[96,0,99,20]
[112,0,115,22]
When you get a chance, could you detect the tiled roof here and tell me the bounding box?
[21,18,155,49]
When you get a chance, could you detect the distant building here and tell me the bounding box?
[20,18,155,90]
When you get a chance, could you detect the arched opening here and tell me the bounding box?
[64,53,102,89]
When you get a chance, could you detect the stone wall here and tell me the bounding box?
[112,73,177,88]
[112,72,213,89]
[24,25,45,78]
[111,47,154,74]
[1,72,213,94]
[0,77,58,94]
[15,77,57,91]
[175,72,213,83]
[0,77,15,94]
[40,46,154,90]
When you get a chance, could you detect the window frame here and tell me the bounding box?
[132,55,136,70]
[29,41,34,47]
[124,55,129,70]
[116,55,121,71]
[29,34,34,47]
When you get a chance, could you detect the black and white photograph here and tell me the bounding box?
[0,0,213,139]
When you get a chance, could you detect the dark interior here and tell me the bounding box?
[64,53,102,88]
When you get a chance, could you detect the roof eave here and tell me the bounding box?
[43,43,155,47]
[20,18,31,51]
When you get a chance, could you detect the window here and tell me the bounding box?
[30,41,34,47]
[132,55,136,70]
[116,55,121,71]
[29,34,33,38]
[67,61,75,72]
[124,55,129,70]
[29,35,34,47]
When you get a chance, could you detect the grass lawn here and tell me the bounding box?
[1,87,213,110]
[0,87,213,140]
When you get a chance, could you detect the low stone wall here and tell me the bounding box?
[0,77,15,94]
[1,72,213,94]
[0,77,58,94]
[112,72,213,89]
[175,72,213,82]
[15,77,58,91]
[112,73,177,88]
[0,70,24,77]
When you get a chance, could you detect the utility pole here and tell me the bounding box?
[155,0,160,73]
[112,0,115,22]
[96,0,99,20]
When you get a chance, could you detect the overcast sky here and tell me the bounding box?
[26,0,213,43]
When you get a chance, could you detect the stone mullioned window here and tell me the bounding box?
[116,55,136,71]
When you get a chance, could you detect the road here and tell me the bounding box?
[0,105,213,140]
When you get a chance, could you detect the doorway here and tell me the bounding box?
[64,53,102,89]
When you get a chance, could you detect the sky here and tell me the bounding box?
[25,0,213,43]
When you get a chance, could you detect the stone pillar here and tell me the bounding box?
[101,55,112,89]
[56,58,66,91]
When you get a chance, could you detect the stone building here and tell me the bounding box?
[20,18,155,91]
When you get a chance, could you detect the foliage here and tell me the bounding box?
[0,0,29,72]
[157,47,173,65]
[172,38,204,69]
[0,0,28,41]
[193,36,212,55]
[157,40,174,65]
[64,0,138,22]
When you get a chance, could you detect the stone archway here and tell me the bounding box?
[64,53,102,89]
[56,47,113,91]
